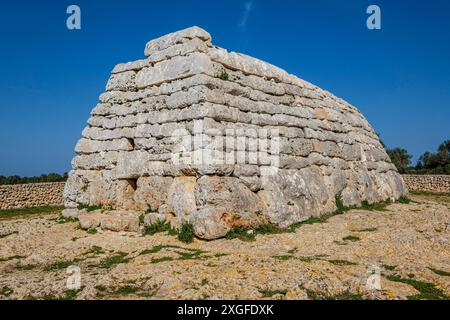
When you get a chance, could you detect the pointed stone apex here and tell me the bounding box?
[144,26,212,57]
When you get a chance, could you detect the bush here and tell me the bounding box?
[178,223,195,243]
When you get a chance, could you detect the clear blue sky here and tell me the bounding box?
[0,0,449,176]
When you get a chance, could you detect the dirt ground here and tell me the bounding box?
[0,193,449,300]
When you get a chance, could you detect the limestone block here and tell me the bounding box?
[133,176,173,211]
[100,211,141,233]
[144,26,211,57]
[79,212,103,230]
[136,53,214,88]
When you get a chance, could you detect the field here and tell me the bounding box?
[0,192,449,300]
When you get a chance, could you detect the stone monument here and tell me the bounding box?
[63,26,407,239]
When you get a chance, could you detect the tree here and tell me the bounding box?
[416,140,450,174]
[386,148,412,173]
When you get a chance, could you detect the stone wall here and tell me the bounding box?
[403,175,450,193]
[0,182,65,209]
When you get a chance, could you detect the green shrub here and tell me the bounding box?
[217,71,229,81]
[178,223,195,243]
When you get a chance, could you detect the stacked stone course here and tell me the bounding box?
[64,27,408,239]
[403,175,450,193]
[0,182,64,209]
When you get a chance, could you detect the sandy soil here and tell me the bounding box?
[0,193,449,300]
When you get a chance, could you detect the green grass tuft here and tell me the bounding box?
[225,227,256,241]
[144,221,177,236]
[327,259,357,266]
[387,275,448,300]
[43,260,73,272]
[86,228,97,235]
[217,71,229,81]
[342,235,361,242]
[382,264,397,271]
[178,223,195,243]
[259,288,288,298]
[0,286,13,297]
[0,205,63,219]
[398,196,411,204]
[98,252,131,268]
[428,267,450,277]
[77,204,103,212]
[151,256,174,264]
[0,255,26,262]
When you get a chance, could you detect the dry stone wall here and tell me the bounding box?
[403,175,450,193]
[64,26,408,239]
[0,182,65,209]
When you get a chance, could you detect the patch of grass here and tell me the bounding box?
[213,253,228,258]
[144,221,177,236]
[98,252,131,268]
[254,224,286,235]
[113,285,140,295]
[0,255,26,262]
[44,260,74,272]
[428,267,450,277]
[56,216,78,224]
[0,231,19,239]
[382,264,397,271]
[225,227,256,241]
[342,235,361,242]
[77,204,103,212]
[139,244,183,255]
[360,200,388,211]
[0,205,63,219]
[84,245,104,255]
[327,259,357,266]
[288,217,325,231]
[0,286,13,297]
[151,256,174,264]
[398,196,411,204]
[16,264,37,271]
[272,255,295,261]
[175,248,206,260]
[86,228,97,234]
[387,275,448,300]
[62,288,83,300]
[178,222,195,243]
[259,288,288,298]
[95,285,107,292]
[354,227,378,232]
[287,248,297,254]
[304,288,362,300]
[217,70,229,81]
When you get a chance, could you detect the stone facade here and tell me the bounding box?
[0,182,65,209]
[403,175,450,193]
[64,26,408,239]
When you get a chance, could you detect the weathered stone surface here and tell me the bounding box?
[79,212,103,230]
[100,211,140,232]
[136,53,214,88]
[61,208,80,219]
[65,27,408,239]
[133,176,173,211]
[144,26,211,57]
